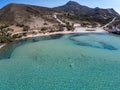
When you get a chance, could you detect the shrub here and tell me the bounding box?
[58,25,64,31]
[0,26,15,43]
[22,33,27,36]
[23,26,30,31]
[66,22,74,31]
[43,22,48,25]
[16,23,24,27]
[41,27,47,31]
[12,34,22,39]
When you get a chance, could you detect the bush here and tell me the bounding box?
[0,24,9,29]
[41,27,47,31]
[16,23,24,27]
[66,22,74,31]
[32,31,37,35]
[43,22,48,25]
[58,25,64,31]
[12,34,22,39]
[0,26,15,43]
[23,26,30,31]
[22,33,27,36]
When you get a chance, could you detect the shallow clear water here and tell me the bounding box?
[0,33,120,90]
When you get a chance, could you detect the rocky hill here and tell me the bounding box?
[54,1,119,25]
[0,3,60,29]
[0,1,120,43]
[0,1,119,30]
[104,17,120,34]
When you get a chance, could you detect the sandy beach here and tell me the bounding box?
[0,10,111,50]
[0,27,108,50]
[18,27,107,39]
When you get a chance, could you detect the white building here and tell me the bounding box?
[73,23,81,28]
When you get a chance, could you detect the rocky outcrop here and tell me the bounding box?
[105,17,120,34]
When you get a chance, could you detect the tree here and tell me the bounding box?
[66,22,74,31]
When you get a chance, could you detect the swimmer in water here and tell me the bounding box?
[69,63,74,68]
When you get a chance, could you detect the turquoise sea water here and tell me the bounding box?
[0,33,120,90]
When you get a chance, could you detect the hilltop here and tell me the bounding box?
[0,3,60,29]
[54,1,119,25]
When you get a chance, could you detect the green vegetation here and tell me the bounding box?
[23,26,30,31]
[0,25,14,43]
[22,32,27,36]
[0,24,25,43]
[32,31,37,35]
[63,13,107,26]
[43,22,48,25]
[58,25,64,31]
[66,22,74,31]
[12,34,22,39]
[41,27,48,31]
[16,23,24,27]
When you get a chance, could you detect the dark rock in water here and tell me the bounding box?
[32,39,38,42]
[111,29,120,35]
[69,64,72,68]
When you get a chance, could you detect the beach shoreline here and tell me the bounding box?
[0,27,108,50]
[17,27,107,39]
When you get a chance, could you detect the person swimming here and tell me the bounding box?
[69,63,74,68]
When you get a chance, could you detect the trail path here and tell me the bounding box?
[53,13,66,25]
[102,17,117,28]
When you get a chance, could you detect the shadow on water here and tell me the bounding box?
[70,32,107,37]
[69,33,118,51]
[0,34,63,60]
[99,42,117,50]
